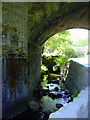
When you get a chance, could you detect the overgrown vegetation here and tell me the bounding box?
[41,29,88,81]
[41,30,78,78]
[42,31,71,54]
[71,90,79,98]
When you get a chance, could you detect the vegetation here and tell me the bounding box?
[71,90,79,99]
[54,45,78,67]
[41,30,78,75]
[42,30,71,53]
[41,29,88,81]
[70,37,88,47]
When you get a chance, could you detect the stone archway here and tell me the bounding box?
[2,2,89,118]
[28,2,89,101]
[28,2,89,46]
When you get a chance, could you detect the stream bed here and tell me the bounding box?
[9,79,73,120]
[40,80,73,112]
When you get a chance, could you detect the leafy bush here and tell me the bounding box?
[41,55,56,73]
[54,45,78,68]
[42,30,71,53]
[41,30,78,76]
[62,46,78,58]
[71,90,79,99]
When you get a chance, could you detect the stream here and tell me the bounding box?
[9,78,73,120]
[40,79,72,112]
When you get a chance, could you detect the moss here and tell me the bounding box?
[28,3,61,33]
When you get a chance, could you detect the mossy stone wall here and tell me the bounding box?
[2,3,29,119]
[2,3,28,54]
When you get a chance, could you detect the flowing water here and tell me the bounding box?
[40,80,72,113]
[8,79,72,120]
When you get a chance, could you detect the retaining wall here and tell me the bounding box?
[65,59,89,94]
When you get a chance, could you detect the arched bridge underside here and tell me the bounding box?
[1,2,89,119]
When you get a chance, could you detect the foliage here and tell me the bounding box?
[53,65,59,71]
[54,45,78,67]
[41,65,48,72]
[78,38,88,47]
[61,45,78,58]
[69,30,88,57]
[41,55,56,73]
[43,75,48,81]
[42,30,71,53]
[41,30,78,71]
[71,90,79,99]
[71,37,88,47]
[41,82,47,89]
[54,55,68,67]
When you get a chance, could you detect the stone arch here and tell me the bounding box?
[2,2,89,118]
[35,4,88,46]
[28,2,89,101]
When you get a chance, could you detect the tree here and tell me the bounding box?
[54,45,78,67]
[41,30,78,70]
[42,30,71,53]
